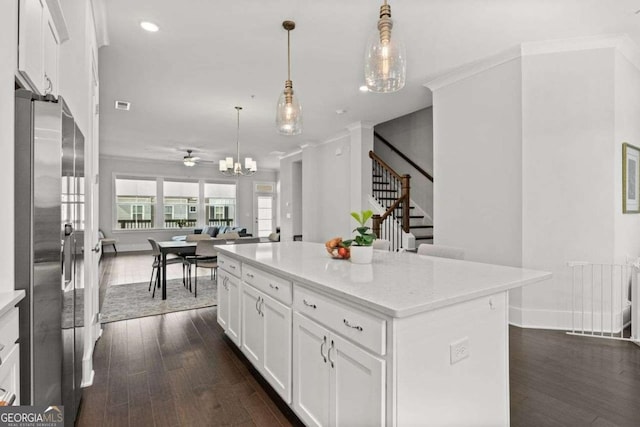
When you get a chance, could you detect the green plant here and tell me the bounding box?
[342,210,377,247]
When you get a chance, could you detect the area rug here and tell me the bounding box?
[100,277,217,323]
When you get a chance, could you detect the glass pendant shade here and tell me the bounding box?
[365,30,406,93]
[364,1,406,93]
[276,87,303,135]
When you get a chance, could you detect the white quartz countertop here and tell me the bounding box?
[216,242,551,318]
[0,290,25,319]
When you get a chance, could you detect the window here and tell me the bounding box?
[115,178,156,229]
[163,180,198,228]
[204,183,236,227]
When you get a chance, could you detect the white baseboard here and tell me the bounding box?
[509,304,631,332]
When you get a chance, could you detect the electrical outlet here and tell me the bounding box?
[450,337,470,365]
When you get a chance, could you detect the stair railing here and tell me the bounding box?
[369,150,410,251]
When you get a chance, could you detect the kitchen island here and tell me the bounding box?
[214,241,551,426]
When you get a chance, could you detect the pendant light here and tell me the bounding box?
[276,20,302,135]
[364,0,406,93]
[219,107,257,176]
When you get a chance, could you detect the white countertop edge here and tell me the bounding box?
[0,290,26,319]
[216,247,552,318]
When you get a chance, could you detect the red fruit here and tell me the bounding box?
[338,247,349,259]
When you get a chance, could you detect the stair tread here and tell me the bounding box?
[396,215,425,219]
[410,225,434,229]
[415,236,434,241]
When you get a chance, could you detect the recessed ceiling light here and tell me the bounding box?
[359,85,369,92]
[335,109,347,115]
[140,21,159,32]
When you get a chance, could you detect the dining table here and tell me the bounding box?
[155,237,270,300]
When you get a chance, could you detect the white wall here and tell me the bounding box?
[100,155,277,251]
[433,58,523,267]
[375,107,434,219]
[614,51,640,262]
[521,48,616,326]
[0,0,17,293]
[302,135,352,243]
[430,37,640,331]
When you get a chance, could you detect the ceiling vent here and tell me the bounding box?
[114,100,131,111]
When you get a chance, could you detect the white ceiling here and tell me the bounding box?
[98,0,640,169]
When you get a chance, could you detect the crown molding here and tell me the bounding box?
[279,149,303,160]
[346,121,375,132]
[424,34,640,92]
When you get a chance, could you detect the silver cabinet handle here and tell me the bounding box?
[255,296,260,314]
[91,243,100,253]
[259,298,264,317]
[343,319,363,332]
[328,339,335,368]
[303,299,316,309]
[320,336,327,363]
[229,264,236,270]
[246,273,254,278]
[0,343,4,366]
[269,283,279,291]
[44,74,52,95]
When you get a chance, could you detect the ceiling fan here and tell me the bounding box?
[183,149,200,167]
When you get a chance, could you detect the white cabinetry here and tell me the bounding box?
[18,0,60,96]
[293,312,385,427]
[241,282,292,403]
[0,307,20,406]
[217,260,241,346]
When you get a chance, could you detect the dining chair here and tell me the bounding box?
[187,239,218,298]
[417,244,465,260]
[148,238,185,298]
[372,239,391,251]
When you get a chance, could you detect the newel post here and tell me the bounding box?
[401,174,411,233]
[372,214,381,239]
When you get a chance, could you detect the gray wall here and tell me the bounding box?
[374,107,433,220]
[100,155,277,252]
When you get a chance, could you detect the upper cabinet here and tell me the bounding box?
[18,0,60,97]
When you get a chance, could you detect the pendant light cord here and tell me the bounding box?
[236,106,241,163]
[287,29,291,81]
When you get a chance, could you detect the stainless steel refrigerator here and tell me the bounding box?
[15,89,83,425]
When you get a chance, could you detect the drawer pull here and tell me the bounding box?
[328,339,335,368]
[303,299,317,309]
[0,343,4,365]
[229,264,236,269]
[269,283,279,291]
[320,336,327,363]
[343,319,363,331]
[246,273,254,278]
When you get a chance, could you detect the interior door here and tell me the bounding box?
[254,194,274,238]
[293,313,330,427]
[262,294,292,403]
[330,334,385,427]
[240,284,263,368]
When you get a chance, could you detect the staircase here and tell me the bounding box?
[369,132,434,251]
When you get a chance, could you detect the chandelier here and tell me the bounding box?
[276,20,302,135]
[364,0,406,93]
[219,107,257,176]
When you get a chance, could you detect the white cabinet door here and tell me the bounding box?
[226,273,241,346]
[330,334,385,427]
[262,293,292,403]
[293,313,330,427]
[43,10,59,97]
[216,272,229,330]
[18,0,45,94]
[0,344,20,406]
[241,284,263,367]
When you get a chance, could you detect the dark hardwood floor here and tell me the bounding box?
[79,253,640,426]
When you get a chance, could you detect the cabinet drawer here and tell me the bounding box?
[243,265,292,305]
[0,308,19,363]
[294,286,386,355]
[218,255,241,277]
